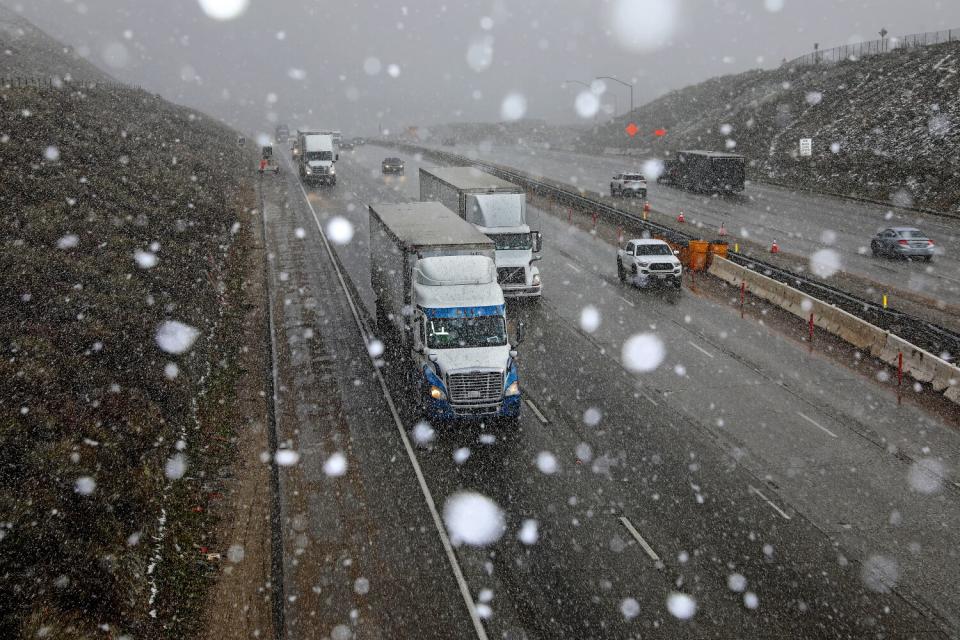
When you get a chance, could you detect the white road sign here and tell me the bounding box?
[799,138,813,157]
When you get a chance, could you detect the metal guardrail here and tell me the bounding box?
[783,27,959,68]
[382,140,960,360]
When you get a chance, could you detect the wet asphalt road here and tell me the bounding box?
[260,146,958,638]
[420,142,960,305]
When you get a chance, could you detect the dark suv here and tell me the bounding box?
[381,157,405,174]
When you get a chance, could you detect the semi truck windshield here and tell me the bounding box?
[306,151,333,161]
[490,233,532,250]
[427,315,507,349]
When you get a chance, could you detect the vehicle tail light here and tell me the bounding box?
[897,239,909,246]
[927,239,935,246]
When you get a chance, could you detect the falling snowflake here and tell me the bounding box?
[443,491,506,546]
[323,452,348,477]
[155,321,200,355]
[518,519,539,545]
[165,453,187,479]
[621,333,665,372]
[275,450,300,467]
[667,592,697,619]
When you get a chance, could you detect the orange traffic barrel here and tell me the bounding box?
[687,240,710,272]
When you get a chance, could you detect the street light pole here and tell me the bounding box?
[595,75,634,115]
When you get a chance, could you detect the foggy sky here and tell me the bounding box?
[5,0,960,137]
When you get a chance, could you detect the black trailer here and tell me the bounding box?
[658,150,746,193]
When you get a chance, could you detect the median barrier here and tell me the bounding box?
[708,257,960,406]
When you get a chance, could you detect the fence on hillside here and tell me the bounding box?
[0,75,141,91]
[783,27,958,68]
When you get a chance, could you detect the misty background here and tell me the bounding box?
[4,0,960,137]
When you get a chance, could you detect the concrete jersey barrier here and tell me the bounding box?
[708,257,960,406]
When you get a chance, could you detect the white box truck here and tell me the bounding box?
[296,130,338,186]
[369,201,524,422]
[419,167,542,299]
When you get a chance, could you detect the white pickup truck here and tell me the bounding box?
[617,238,682,290]
[610,172,647,198]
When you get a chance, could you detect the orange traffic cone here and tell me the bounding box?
[718,222,727,237]
[677,210,685,223]
[770,240,779,254]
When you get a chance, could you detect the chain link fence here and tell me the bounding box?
[783,28,958,68]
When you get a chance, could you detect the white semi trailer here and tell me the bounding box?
[369,201,524,422]
[419,166,542,299]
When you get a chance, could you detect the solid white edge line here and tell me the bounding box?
[524,397,549,424]
[618,516,661,562]
[797,411,838,438]
[565,261,582,273]
[748,485,792,520]
[617,295,636,307]
[687,341,715,359]
[293,175,489,640]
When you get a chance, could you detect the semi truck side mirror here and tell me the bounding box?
[532,232,543,253]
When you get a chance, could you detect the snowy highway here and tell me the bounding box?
[421,142,960,308]
[259,144,960,638]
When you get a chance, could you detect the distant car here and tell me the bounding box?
[610,173,647,198]
[870,227,935,261]
[617,239,682,289]
[382,157,405,174]
[339,140,355,150]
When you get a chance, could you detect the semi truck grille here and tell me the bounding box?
[649,263,674,271]
[497,267,526,285]
[447,371,503,405]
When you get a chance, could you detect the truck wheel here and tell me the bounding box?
[617,261,626,283]
[610,186,616,197]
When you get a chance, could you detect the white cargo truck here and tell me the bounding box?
[419,167,542,299]
[369,201,524,422]
[296,130,338,186]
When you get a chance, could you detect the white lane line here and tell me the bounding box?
[748,485,792,521]
[617,295,636,307]
[294,176,489,640]
[525,397,549,424]
[687,341,715,359]
[565,261,582,273]
[618,516,661,563]
[797,411,838,438]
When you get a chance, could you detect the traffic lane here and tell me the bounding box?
[264,164,479,638]
[330,148,845,635]
[317,147,691,637]
[300,152,941,636]
[531,212,960,631]
[427,142,960,301]
[505,296,938,637]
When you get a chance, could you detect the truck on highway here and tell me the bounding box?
[419,167,542,299]
[369,201,524,423]
[657,150,746,193]
[275,123,289,142]
[296,130,338,186]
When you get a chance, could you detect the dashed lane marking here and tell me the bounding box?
[797,411,838,438]
[524,397,550,424]
[565,261,582,273]
[687,341,715,359]
[748,485,792,521]
[619,516,661,563]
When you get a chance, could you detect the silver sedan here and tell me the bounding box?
[870,227,936,261]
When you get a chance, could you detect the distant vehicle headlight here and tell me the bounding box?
[504,381,520,396]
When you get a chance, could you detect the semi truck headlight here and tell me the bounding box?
[429,386,446,400]
[504,381,520,396]
[330,166,336,174]
[532,273,541,286]
[305,167,312,174]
